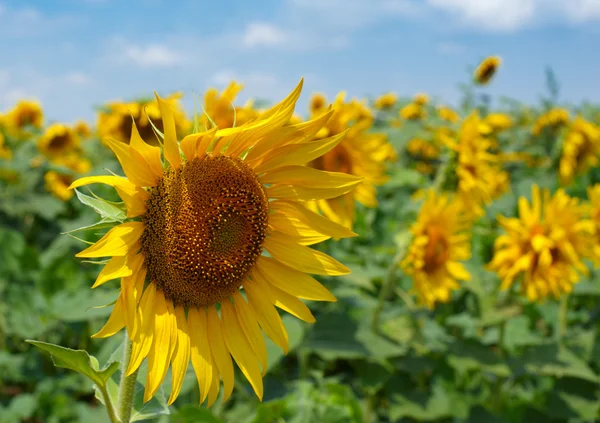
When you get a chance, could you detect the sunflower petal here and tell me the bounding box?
[127,283,157,375]
[121,262,146,336]
[256,256,336,302]
[92,254,131,288]
[265,231,350,276]
[130,120,163,178]
[266,184,359,201]
[232,292,268,375]
[104,137,160,187]
[92,295,125,338]
[155,93,181,170]
[270,201,357,239]
[220,300,264,400]
[188,307,213,404]
[168,305,191,405]
[207,306,235,402]
[266,283,316,323]
[260,166,362,188]
[76,222,144,258]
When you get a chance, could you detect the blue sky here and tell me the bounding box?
[1,0,599,123]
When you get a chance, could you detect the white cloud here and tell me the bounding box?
[557,0,600,22]
[124,44,182,67]
[242,22,288,48]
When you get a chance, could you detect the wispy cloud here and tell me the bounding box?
[242,22,288,48]
[123,44,183,67]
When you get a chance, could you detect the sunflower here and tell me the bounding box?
[309,93,327,114]
[305,92,392,228]
[201,81,258,130]
[531,108,570,136]
[482,113,512,134]
[74,120,92,139]
[400,103,426,121]
[373,93,397,110]
[400,189,472,308]
[559,117,600,185]
[0,133,12,160]
[70,80,358,406]
[2,99,44,137]
[474,56,501,85]
[45,171,75,201]
[406,137,440,175]
[586,185,600,266]
[52,152,92,174]
[413,93,429,106]
[488,185,595,301]
[97,94,191,145]
[38,124,80,158]
[437,106,460,123]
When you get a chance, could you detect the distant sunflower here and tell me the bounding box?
[201,81,258,130]
[400,103,426,121]
[306,92,393,228]
[70,80,358,406]
[2,100,44,139]
[74,120,92,139]
[0,133,12,160]
[586,185,600,266]
[45,171,75,201]
[373,93,397,110]
[474,56,501,85]
[559,117,600,185]
[489,185,595,301]
[38,124,80,158]
[482,113,512,134]
[532,108,570,136]
[413,93,429,106]
[401,189,472,308]
[437,106,460,123]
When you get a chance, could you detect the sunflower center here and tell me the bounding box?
[141,154,269,308]
[48,134,71,153]
[423,227,449,272]
[311,145,353,174]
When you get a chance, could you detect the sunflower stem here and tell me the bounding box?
[558,294,569,346]
[117,331,138,423]
[372,245,409,334]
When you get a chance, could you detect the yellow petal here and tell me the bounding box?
[254,130,348,174]
[188,307,213,404]
[130,119,163,179]
[260,166,362,188]
[206,363,221,408]
[69,175,149,218]
[232,292,268,375]
[265,231,350,276]
[244,274,289,353]
[92,295,125,338]
[144,291,177,402]
[76,222,144,258]
[127,283,157,375]
[446,261,471,281]
[196,127,218,156]
[92,255,131,288]
[155,93,181,170]
[266,184,360,201]
[256,256,336,302]
[104,137,160,187]
[121,259,146,335]
[266,282,316,323]
[220,300,264,400]
[207,306,235,402]
[168,305,191,405]
[270,201,356,239]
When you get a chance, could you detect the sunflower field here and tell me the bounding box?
[2,58,600,423]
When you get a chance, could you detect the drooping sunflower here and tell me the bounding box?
[373,92,397,110]
[559,117,600,185]
[400,189,472,309]
[306,92,393,228]
[473,56,501,85]
[488,185,595,301]
[70,80,358,405]
[37,124,81,158]
[97,93,191,145]
[200,81,259,130]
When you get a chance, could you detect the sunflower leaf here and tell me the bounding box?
[25,340,119,388]
[74,189,127,221]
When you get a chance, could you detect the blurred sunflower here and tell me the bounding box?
[309,93,327,114]
[400,103,426,121]
[45,171,75,201]
[306,92,393,228]
[474,56,501,85]
[559,117,600,185]
[70,80,358,406]
[53,152,92,174]
[407,138,440,175]
[532,108,570,136]
[437,106,460,123]
[97,93,191,145]
[74,120,92,139]
[0,133,12,160]
[587,185,600,266]
[482,113,512,134]
[401,190,472,308]
[200,81,259,130]
[2,99,44,138]
[373,92,397,110]
[413,93,429,106]
[489,185,595,301]
[38,124,80,158]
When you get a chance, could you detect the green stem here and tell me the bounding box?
[99,384,120,423]
[372,246,409,334]
[558,294,569,346]
[117,331,138,423]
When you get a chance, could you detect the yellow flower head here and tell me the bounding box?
[483,113,512,133]
[474,56,501,85]
[3,99,44,135]
[52,152,92,174]
[74,120,92,138]
[373,92,397,110]
[201,81,258,130]
[400,103,426,121]
[70,80,357,406]
[586,185,600,266]
[532,108,570,136]
[401,190,472,309]
[306,92,393,228]
[45,171,75,201]
[559,117,600,185]
[310,93,327,114]
[38,123,80,158]
[407,138,440,174]
[437,106,460,123]
[97,93,191,145]
[489,185,596,301]
[413,93,429,106]
[0,133,12,160]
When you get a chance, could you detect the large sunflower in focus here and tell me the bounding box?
[306,92,394,228]
[559,117,600,185]
[488,185,595,301]
[401,190,472,308]
[71,80,359,406]
[97,93,191,145]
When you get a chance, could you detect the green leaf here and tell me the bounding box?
[26,340,119,388]
[74,189,126,221]
[543,377,600,420]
